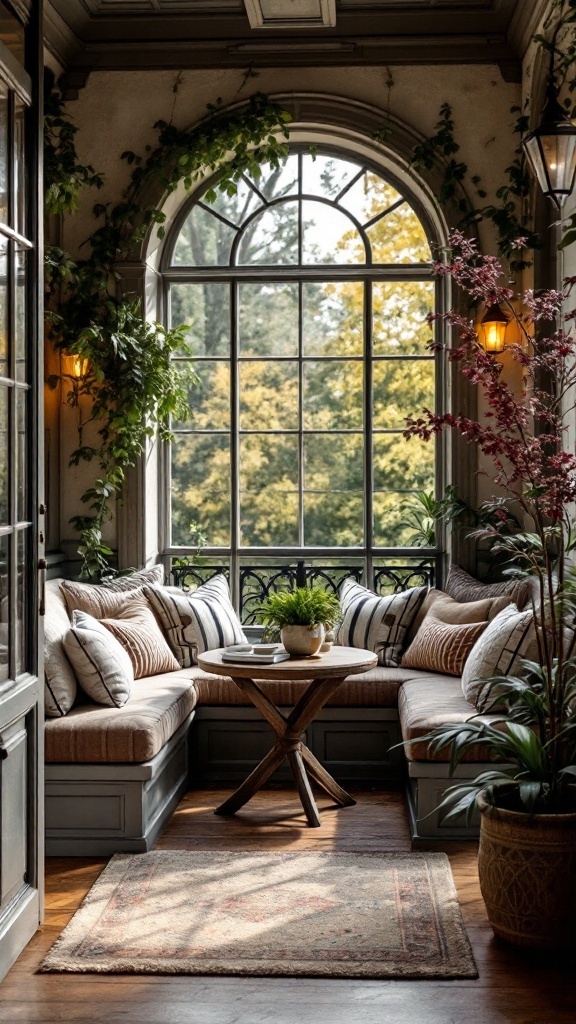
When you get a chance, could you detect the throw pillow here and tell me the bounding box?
[144,575,247,667]
[445,564,532,611]
[404,588,513,647]
[336,579,427,667]
[62,610,133,707]
[101,609,180,678]
[461,604,537,708]
[60,564,164,619]
[401,615,489,677]
[44,579,78,717]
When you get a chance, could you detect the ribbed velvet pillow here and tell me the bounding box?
[401,615,488,677]
[445,565,532,611]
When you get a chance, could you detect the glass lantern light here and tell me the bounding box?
[522,59,576,208]
[480,302,508,354]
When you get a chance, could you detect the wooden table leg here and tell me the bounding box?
[214,743,286,816]
[300,744,356,807]
[286,748,321,828]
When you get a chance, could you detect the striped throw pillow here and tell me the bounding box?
[461,604,537,708]
[63,610,133,707]
[144,575,246,667]
[101,608,180,679]
[337,579,427,666]
[401,615,488,677]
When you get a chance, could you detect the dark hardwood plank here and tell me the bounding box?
[0,787,573,1024]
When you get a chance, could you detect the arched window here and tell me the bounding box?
[162,147,441,613]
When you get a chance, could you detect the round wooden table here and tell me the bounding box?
[197,646,377,828]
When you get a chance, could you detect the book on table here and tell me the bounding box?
[221,650,291,665]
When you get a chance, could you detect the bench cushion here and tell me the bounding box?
[45,671,198,763]
[188,664,434,708]
[398,674,498,762]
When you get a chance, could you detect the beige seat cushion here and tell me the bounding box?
[398,674,499,762]
[45,670,198,763]
[188,664,433,709]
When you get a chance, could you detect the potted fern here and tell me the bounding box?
[259,586,340,657]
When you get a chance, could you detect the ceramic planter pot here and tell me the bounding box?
[280,624,324,657]
[477,789,576,949]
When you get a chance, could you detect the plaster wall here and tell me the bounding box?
[51,63,521,568]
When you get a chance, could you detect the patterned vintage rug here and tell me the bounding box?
[40,850,477,979]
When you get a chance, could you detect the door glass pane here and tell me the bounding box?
[240,434,298,545]
[15,249,25,382]
[239,361,298,430]
[0,236,8,378]
[169,282,230,357]
[239,282,298,356]
[15,98,25,237]
[0,82,7,225]
[373,281,435,355]
[15,528,26,676]
[303,360,363,429]
[0,384,8,524]
[171,434,230,547]
[302,281,363,357]
[0,534,8,683]
[16,386,26,522]
[304,433,364,545]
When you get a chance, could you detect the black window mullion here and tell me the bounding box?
[298,280,304,548]
[364,279,373,588]
[230,279,240,606]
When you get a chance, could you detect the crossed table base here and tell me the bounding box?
[197,646,377,828]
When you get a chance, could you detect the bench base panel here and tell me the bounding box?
[406,760,492,844]
[45,713,194,857]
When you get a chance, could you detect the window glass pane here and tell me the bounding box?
[16,528,26,676]
[301,153,362,199]
[240,434,299,545]
[0,235,7,378]
[239,282,298,356]
[302,281,363,357]
[246,154,299,201]
[172,205,236,266]
[0,82,7,225]
[303,360,363,429]
[171,434,230,546]
[373,281,435,355]
[339,172,402,225]
[373,434,435,545]
[367,205,431,264]
[172,360,230,431]
[302,200,365,265]
[169,283,230,357]
[0,383,7,523]
[237,202,299,265]
[239,361,298,430]
[304,433,364,545]
[15,97,25,237]
[15,248,25,381]
[200,178,261,227]
[0,533,7,683]
[16,386,26,522]
[373,360,435,429]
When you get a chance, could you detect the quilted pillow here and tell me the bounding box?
[461,604,537,708]
[336,579,427,667]
[60,564,164,619]
[62,610,133,707]
[144,575,246,667]
[445,564,532,611]
[401,615,488,677]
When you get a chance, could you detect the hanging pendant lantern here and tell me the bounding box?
[480,302,508,354]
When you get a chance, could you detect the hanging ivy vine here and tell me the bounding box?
[45,78,292,580]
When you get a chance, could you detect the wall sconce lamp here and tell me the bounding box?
[61,353,89,379]
[480,302,508,354]
[522,45,576,207]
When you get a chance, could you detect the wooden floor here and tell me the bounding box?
[1,786,575,1024]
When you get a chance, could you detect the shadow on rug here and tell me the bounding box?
[40,850,477,979]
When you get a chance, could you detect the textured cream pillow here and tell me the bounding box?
[63,610,133,707]
[401,615,488,677]
[60,564,164,619]
[461,604,537,708]
[101,608,180,679]
[405,588,513,648]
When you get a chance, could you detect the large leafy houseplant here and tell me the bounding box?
[404,230,576,947]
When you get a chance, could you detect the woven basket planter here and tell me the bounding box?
[477,790,576,949]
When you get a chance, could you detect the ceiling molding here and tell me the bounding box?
[44,2,83,67]
[507,0,551,59]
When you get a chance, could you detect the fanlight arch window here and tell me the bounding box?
[162,148,441,604]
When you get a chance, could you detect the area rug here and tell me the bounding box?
[40,850,477,979]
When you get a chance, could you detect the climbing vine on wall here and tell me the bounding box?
[45,79,292,579]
